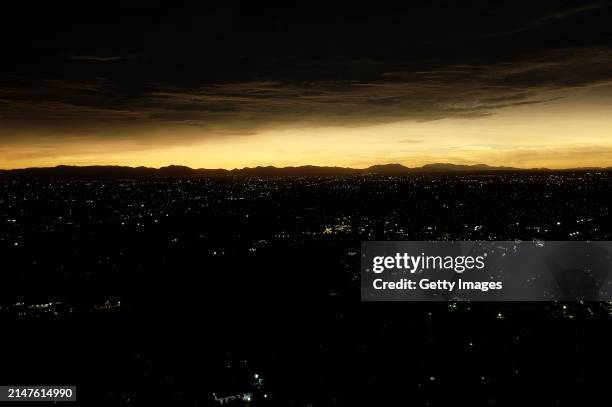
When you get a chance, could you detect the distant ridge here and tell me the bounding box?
[0,163,609,179]
[420,163,518,172]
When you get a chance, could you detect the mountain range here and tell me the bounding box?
[0,163,609,178]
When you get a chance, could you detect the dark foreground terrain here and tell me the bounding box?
[1,173,611,406]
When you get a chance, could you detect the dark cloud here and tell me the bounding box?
[1,1,612,142]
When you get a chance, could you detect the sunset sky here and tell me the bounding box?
[2,2,612,169]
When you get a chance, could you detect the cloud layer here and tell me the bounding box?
[2,48,612,141]
[1,1,612,167]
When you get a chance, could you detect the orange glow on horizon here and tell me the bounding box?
[2,92,612,170]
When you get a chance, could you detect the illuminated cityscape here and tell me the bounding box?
[1,172,611,405]
[2,1,612,404]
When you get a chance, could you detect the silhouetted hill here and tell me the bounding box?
[228,165,361,177]
[0,163,609,179]
[419,163,520,172]
[365,163,411,174]
[0,165,159,179]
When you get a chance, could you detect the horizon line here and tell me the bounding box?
[1,162,611,172]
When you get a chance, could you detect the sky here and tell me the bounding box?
[2,1,612,169]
